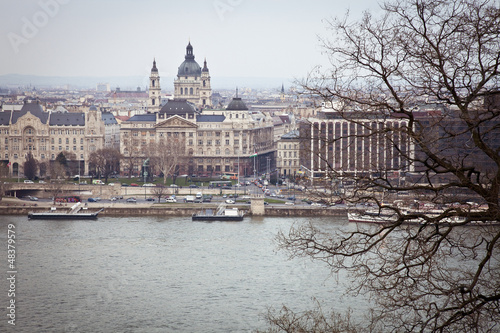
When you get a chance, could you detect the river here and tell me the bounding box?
[0,215,366,332]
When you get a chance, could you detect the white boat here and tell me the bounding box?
[192,203,244,221]
[28,202,103,220]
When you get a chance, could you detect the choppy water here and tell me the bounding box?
[0,215,365,332]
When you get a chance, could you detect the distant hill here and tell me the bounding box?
[0,74,295,91]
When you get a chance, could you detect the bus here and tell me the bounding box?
[208,181,232,188]
[55,196,81,203]
[221,173,238,180]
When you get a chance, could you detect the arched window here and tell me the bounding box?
[152,99,155,105]
[225,148,230,155]
[203,80,206,87]
[152,79,155,87]
[180,88,183,95]
[190,88,193,95]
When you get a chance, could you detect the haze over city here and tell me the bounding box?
[1,0,378,88]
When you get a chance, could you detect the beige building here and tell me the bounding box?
[277,130,300,178]
[120,97,274,178]
[0,100,106,177]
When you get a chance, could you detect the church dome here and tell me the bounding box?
[226,97,248,111]
[177,42,201,76]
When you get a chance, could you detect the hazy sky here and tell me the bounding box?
[1,0,379,82]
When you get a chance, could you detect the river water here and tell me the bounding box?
[0,215,366,332]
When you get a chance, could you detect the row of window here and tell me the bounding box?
[279,151,298,158]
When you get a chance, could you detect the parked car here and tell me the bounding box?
[285,201,295,206]
[38,180,46,184]
[170,184,179,188]
[24,180,34,184]
[126,197,137,203]
[143,183,155,187]
[88,198,98,202]
[29,196,38,201]
[130,183,139,187]
[311,202,323,207]
[146,197,155,201]
[225,199,235,204]
[189,184,199,188]
[165,197,177,203]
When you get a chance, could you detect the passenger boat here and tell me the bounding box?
[192,203,245,221]
[28,202,103,220]
[348,209,500,226]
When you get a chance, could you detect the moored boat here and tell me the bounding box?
[28,202,103,220]
[192,203,245,221]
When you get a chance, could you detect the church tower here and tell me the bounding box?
[174,42,212,109]
[200,58,212,108]
[148,59,161,113]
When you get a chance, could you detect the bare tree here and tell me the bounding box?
[149,138,187,185]
[88,148,122,184]
[23,152,38,180]
[272,1,500,332]
[150,185,168,202]
[122,136,141,179]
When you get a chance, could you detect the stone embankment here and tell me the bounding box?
[0,198,347,218]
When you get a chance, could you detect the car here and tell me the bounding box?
[130,183,139,187]
[110,197,118,201]
[165,198,177,203]
[311,202,323,207]
[245,181,251,186]
[264,201,269,205]
[170,184,179,188]
[79,181,88,185]
[126,197,137,203]
[88,198,98,202]
[38,180,46,184]
[225,199,235,204]
[222,194,227,198]
[285,201,295,205]
[235,183,242,187]
[143,183,155,187]
[189,184,199,188]
[146,197,155,201]
[121,183,129,187]
[24,180,34,184]
[29,196,38,201]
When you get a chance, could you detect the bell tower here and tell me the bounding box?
[200,58,212,108]
[148,58,161,113]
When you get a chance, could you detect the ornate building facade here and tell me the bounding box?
[0,100,106,177]
[120,98,274,178]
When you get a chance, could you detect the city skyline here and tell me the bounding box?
[1,0,378,84]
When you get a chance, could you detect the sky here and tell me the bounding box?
[1,0,379,86]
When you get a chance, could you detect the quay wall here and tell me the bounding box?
[0,205,347,218]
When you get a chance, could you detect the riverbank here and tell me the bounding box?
[0,197,347,217]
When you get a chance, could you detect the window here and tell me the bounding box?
[207,140,212,145]
[41,154,45,159]
[80,146,84,151]
[225,148,230,155]
[188,139,193,145]
[80,138,83,144]
[234,140,239,145]
[225,140,230,145]
[216,149,220,155]
[73,146,76,151]
[198,140,203,145]
[58,138,62,144]
[66,138,69,144]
